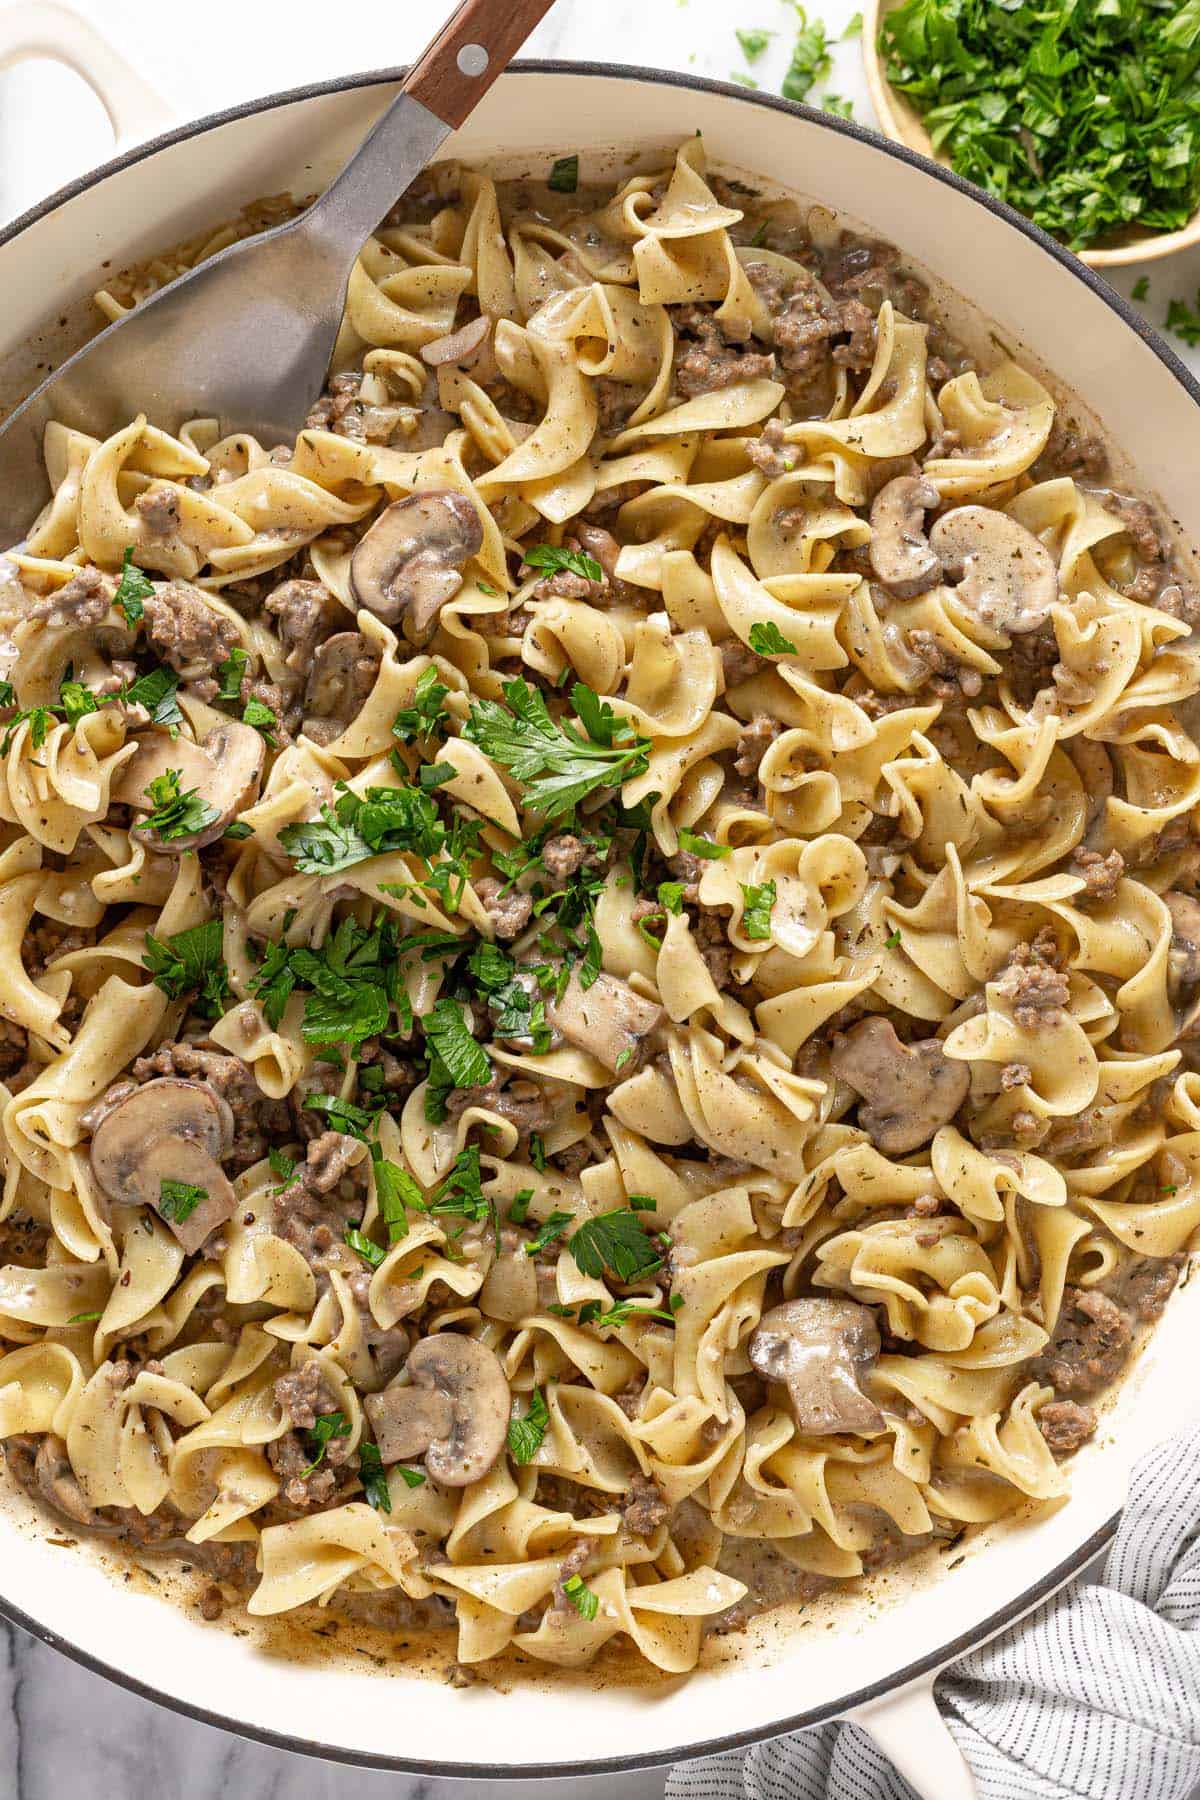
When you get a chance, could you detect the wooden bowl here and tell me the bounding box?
[861,0,1200,269]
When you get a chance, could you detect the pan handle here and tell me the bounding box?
[847,1675,977,1800]
[0,1,174,150]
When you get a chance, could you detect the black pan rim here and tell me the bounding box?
[0,52,1180,1777]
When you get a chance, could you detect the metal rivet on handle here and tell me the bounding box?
[457,43,489,76]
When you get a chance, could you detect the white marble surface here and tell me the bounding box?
[0,2,1199,1793]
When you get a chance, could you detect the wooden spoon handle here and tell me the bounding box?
[406,0,559,130]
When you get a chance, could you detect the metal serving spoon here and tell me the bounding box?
[0,0,556,541]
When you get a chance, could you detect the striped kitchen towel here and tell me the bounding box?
[667,1427,1200,1800]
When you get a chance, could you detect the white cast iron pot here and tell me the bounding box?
[0,17,1197,1797]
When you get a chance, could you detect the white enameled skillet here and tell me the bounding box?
[0,16,1198,1795]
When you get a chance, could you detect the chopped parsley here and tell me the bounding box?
[578,1292,684,1328]
[1131,276,1150,302]
[395,1465,426,1489]
[358,1439,391,1511]
[843,11,862,36]
[561,1573,599,1621]
[524,1210,574,1258]
[158,1178,207,1224]
[464,677,650,819]
[123,665,184,732]
[67,1309,103,1324]
[1166,290,1200,347]
[243,696,277,743]
[303,1091,381,1137]
[424,996,491,1089]
[374,1156,423,1242]
[1,704,57,755]
[58,673,99,728]
[392,665,450,745]
[114,548,154,626]
[215,647,248,701]
[143,918,231,1019]
[0,681,13,708]
[268,1148,296,1188]
[740,879,777,941]
[880,0,1200,251]
[822,94,853,118]
[656,881,686,915]
[548,153,580,193]
[568,1207,663,1284]
[507,1387,549,1464]
[730,71,759,87]
[523,543,603,584]
[885,928,903,949]
[139,768,220,843]
[299,1409,350,1478]
[345,1227,386,1268]
[677,828,730,860]
[737,27,773,60]
[782,7,830,102]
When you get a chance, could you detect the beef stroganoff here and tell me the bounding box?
[0,137,1196,1675]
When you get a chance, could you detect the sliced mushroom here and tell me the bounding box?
[363,1333,510,1486]
[749,1297,884,1435]
[34,1432,101,1526]
[929,505,1057,635]
[868,475,942,597]
[420,314,496,382]
[113,720,264,852]
[350,491,484,644]
[831,1017,968,1155]
[301,630,382,745]
[90,1077,237,1253]
[544,970,663,1073]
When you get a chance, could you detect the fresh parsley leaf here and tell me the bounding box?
[268,1147,296,1187]
[1131,276,1150,302]
[1167,291,1200,346]
[139,768,221,843]
[740,879,777,941]
[581,1294,682,1328]
[424,997,491,1090]
[374,1155,422,1242]
[278,801,372,874]
[677,827,730,861]
[509,1188,534,1225]
[782,8,829,102]
[143,919,230,1019]
[843,11,862,36]
[0,681,13,708]
[467,940,516,993]
[358,1439,391,1511]
[299,1409,350,1478]
[249,939,296,1029]
[507,1387,549,1463]
[524,1210,574,1257]
[656,881,685,915]
[523,543,604,584]
[885,928,902,949]
[215,647,248,701]
[58,673,99,727]
[68,1309,103,1324]
[392,665,450,745]
[749,621,799,657]
[737,27,773,60]
[568,1208,663,1283]
[730,71,759,87]
[548,153,580,193]
[1,705,57,755]
[529,1133,547,1172]
[243,696,277,742]
[463,677,650,819]
[114,548,154,626]
[303,1091,379,1137]
[395,1465,426,1488]
[345,1227,386,1268]
[123,665,183,732]
[822,94,853,118]
[224,820,253,840]
[419,760,456,792]
[158,1178,207,1223]
[561,1573,599,1621]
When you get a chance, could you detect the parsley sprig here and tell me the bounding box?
[464,677,650,819]
[139,769,221,842]
[143,919,231,1019]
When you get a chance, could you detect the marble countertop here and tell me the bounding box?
[0,2,1199,1794]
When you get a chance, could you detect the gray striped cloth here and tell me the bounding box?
[667,1428,1200,1800]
